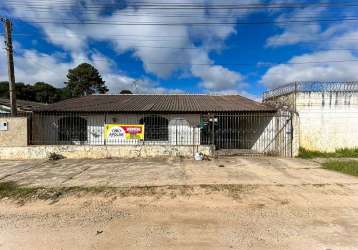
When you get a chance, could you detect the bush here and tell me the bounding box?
[48,152,65,161]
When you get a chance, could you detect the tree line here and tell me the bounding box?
[0,63,131,104]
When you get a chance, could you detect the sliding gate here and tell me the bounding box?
[200,111,293,157]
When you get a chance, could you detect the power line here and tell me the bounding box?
[16,52,358,67]
[6,32,358,43]
[11,48,358,69]
[6,35,358,51]
[5,31,358,50]
[10,11,357,19]
[4,1,358,10]
[128,59,358,66]
[21,17,358,26]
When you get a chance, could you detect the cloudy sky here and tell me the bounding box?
[0,0,358,99]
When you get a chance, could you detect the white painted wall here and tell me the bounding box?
[33,113,201,146]
[296,92,358,152]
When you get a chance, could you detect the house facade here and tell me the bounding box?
[29,94,295,157]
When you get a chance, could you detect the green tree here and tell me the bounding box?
[65,63,108,97]
[0,81,9,98]
[0,81,66,103]
[32,82,62,103]
[15,82,35,101]
[0,81,34,100]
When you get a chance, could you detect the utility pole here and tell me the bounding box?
[1,17,17,116]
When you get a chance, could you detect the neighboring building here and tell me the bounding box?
[30,94,295,157]
[0,98,46,114]
[0,98,46,147]
[263,81,358,152]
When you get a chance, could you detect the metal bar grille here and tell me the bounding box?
[29,111,293,157]
[200,111,293,157]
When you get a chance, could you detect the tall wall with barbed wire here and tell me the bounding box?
[263,82,358,152]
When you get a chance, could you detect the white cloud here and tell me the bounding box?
[326,29,358,50]
[0,46,73,87]
[0,44,182,94]
[261,50,358,88]
[193,65,245,90]
[189,49,246,91]
[266,6,325,47]
[262,3,358,89]
[267,24,321,47]
[0,0,261,92]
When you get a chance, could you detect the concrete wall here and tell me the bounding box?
[296,92,358,152]
[0,145,214,160]
[266,91,358,152]
[0,117,28,147]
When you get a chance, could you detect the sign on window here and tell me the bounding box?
[104,124,144,140]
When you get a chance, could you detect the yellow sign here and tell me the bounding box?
[104,124,144,140]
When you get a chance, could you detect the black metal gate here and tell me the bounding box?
[200,111,293,157]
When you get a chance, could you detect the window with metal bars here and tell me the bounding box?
[140,115,168,141]
[58,116,88,142]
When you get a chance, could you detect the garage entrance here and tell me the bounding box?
[200,111,293,157]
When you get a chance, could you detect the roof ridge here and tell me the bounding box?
[93,93,245,96]
[35,94,276,112]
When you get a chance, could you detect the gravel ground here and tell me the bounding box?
[1,157,358,249]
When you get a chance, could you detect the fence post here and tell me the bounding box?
[294,82,298,112]
[104,113,107,146]
[290,112,294,157]
[211,114,215,147]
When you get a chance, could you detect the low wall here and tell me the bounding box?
[0,116,28,147]
[0,145,214,160]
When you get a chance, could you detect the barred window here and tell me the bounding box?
[58,116,87,142]
[140,115,168,141]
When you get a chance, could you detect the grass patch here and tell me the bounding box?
[299,147,358,159]
[0,182,38,199]
[0,182,258,202]
[322,160,358,177]
[0,182,65,201]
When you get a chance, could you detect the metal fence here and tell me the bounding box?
[30,112,201,146]
[29,111,293,157]
[200,111,293,157]
[263,81,358,100]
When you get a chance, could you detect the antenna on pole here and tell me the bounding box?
[132,79,139,93]
[1,17,17,116]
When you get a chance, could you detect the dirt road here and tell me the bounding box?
[1,157,358,249]
[1,183,358,250]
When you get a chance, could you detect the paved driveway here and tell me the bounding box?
[0,157,357,188]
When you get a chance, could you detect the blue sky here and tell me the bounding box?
[1,1,358,100]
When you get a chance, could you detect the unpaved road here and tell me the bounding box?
[0,157,358,249]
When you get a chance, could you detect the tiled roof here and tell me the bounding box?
[0,98,46,111]
[35,94,275,113]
